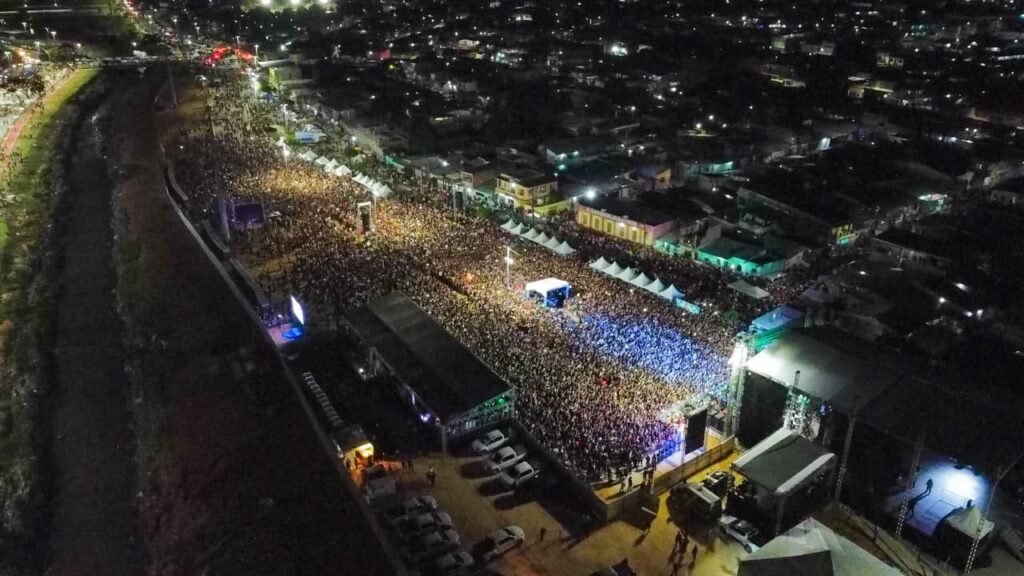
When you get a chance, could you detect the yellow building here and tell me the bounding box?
[576,197,675,247]
[495,169,558,209]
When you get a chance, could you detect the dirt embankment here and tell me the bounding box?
[42,69,148,576]
[107,69,396,575]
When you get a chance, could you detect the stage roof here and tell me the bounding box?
[347,293,511,421]
[733,428,836,497]
[860,375,1024,473]
[745,330,897,414]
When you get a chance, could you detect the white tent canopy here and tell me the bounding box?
[730,279,771,300]
[589,257,611,271]
[543,236,561,250]
[616,267,639,282]
[315,155,330,165]
[299,150,318,162]
[660,284,685,302]
[553,241,576,256]
[630,273,654,288]
[324,159,339,171]
[604,261,624,276]
[522,228,540,241]
[334,165,352,176]
[525,277,571,296]
[739,518,902,576]
[646,278,667,294]
[533,232,551,245]
[501,220,517,232]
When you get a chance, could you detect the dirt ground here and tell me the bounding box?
[44,70,147,576]
[101,67,395,575]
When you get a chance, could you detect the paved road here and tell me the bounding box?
[45,71,147,576]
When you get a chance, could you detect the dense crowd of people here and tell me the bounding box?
[170,72,793,482]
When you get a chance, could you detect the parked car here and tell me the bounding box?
[482,444,528,475]
[398,511,454,540]
[475,525,525,563]
[718,514,760,553]
[498,460,540,490]
[432,549,475,573]
[470,429,509,454]
[406,528,460,563]
[383,495,438,525]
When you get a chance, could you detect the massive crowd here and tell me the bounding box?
[170,73,789,482]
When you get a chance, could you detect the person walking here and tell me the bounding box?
[426,465,437,486]
[690,544,698,567]
[673,530,685,555]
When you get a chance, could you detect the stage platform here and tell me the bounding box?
[884,454,992,537]
[268,322,303,347]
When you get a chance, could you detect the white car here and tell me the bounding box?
[433,549,475,573]
[482,445,528,475]
[407,528,460,563]
[383,495,438,525]
[718,514,760,553]
[470,429,509,454]
[498,461,539,490]
[477,525,525,563]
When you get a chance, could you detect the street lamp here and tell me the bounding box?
[254,43,260,61]
[503,246,516,288]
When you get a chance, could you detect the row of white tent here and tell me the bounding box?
[500,220,577,256]
[588,257,685,302]
[351,172,393,198]
[284,142,394,197]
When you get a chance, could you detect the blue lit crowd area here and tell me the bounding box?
[552,310,729,400]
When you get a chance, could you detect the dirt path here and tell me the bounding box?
[44,73,146,576]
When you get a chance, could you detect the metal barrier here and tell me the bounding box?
[651,436,736,495]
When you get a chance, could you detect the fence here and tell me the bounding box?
[651,435,736,496]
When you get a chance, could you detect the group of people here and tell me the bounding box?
[170,71,795,483]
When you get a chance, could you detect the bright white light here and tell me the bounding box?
[585,189,596,200]
[290,0,300,5]
[939,297,946,304]
[290,295,305,325]
[260,0,271,5]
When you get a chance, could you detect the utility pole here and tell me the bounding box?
[504,246,514,288]
[833,412,858,502]
[895,430,926,538]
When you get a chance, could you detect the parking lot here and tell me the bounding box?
[370,431,749,576]
[291,339,748,575]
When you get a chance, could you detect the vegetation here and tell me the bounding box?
[0,66,99,574]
